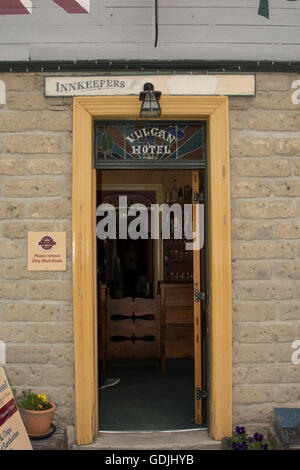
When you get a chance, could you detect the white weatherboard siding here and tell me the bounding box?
[0,0,300,61]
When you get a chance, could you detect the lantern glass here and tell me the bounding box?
[140,83,161,118]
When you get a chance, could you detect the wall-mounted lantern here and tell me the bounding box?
[139,83,162,118]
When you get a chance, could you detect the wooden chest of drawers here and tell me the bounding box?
[159,282,194,371]
[103,293,160,364]
[99,283,193,372]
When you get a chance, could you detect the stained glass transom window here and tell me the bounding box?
[94,122,206,167]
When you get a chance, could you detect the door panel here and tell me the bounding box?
[192,170,203,425]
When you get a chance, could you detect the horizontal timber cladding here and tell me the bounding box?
[0,1,300,62]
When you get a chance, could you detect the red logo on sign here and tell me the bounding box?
[38,235,56,251]
[0,398,17,427]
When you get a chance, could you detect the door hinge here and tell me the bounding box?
[193,191,204,204]
[195,289,205,303]
[195,388,208,400]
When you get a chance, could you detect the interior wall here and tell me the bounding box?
[99,170,192,202]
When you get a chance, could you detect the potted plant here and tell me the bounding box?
[222,426,272,450]
[14,389,56,438]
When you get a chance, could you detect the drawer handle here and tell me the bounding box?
[111,313,155,323]
[110,334,155,344]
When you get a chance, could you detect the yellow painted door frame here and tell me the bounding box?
[72,95,232,446]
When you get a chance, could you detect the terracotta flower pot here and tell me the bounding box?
[21,402,56,437]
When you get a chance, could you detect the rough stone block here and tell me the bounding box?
[255,73,291,92]
[0,281,26,299]
[28,157,71,175]
[232,260,272,280]
[42,367,74,387]
[232,344,276,363]
[273,260,300,280]
[239,200,294,219]
[251,92,300,111]
[275,385,300,403]
[28,281,72,301]
[4,179,62,197]
[233,241,295,259]
[29,324,73,344]
[278,302,300,321]
[248,111,300,131]
[0,157,26,175]
[236,322,298,343]
[0,112,38,132]
[0,239,25,258]
[232,302,275,322]
[231,179,271,198]
[40,111,72,132]
[0,74,44,92]
[0,325,26,343]
[0,201,24,219]
[233,280,294,301]
[6,345,51,364]
[229,97,249,110]
[229,111,245,130]
[275,139,300,156]
[6,135,61,154]
[247,366,281,384]
[7,93,47,111]
[233,385,274,404]
[2,221,60,238]
[230,137,272,157]
[231,221,273,240]
[3,261,59,280]
[274,221,300,239]
[3,303,64,322]
[275,180,300,197]
[28,200,71,219]
[234,158,290,177]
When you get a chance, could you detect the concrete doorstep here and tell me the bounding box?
[72,429,221,451]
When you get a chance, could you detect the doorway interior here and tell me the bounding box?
[72,95,232,444]
[96,168,208,432]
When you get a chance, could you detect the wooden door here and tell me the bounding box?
[192,170,204,425]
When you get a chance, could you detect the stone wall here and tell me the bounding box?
[230,73,300,434]
[0,71,299,433]
[0,73,74,427]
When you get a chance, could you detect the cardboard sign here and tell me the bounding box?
[0,368,32,450]
[44,74,256,98]
[28,232,66,271]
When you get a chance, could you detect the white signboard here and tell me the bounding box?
[44,74,255,98]
[0,368,32,450]
[0,80,6,105]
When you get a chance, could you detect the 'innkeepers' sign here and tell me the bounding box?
[44,74,255,97]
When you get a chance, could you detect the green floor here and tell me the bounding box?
[99,358,205,431]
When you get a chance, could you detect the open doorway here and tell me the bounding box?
[72,96,232,445]
[96,169,208,432]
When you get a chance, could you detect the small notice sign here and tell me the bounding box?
[0,367,32,450]
[28,232,66,271]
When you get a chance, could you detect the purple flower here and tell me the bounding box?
[232,442,239,449]
[254,433,264,441]
[235,426,246,435]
